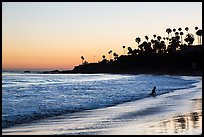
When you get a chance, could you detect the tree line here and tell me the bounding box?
[80,26,202,65]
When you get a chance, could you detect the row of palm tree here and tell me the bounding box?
[131,26,202,54]
[166,27,202,45]
[80,26,202,65]
[80,50,119,65]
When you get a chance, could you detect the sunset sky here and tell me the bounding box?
[2,2,202,71]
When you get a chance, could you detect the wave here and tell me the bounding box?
[2,87,196,129]
[2,74,199,129]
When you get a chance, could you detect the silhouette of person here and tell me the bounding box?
[150,86,156,96]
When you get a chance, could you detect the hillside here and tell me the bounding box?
[71,45,202,75]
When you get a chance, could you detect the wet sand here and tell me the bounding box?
[2,99,202,135]
[105,98,202,135]
[2,76,202,135]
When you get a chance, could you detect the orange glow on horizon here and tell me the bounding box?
[2,2,202,71]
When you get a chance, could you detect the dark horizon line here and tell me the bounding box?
[2,68,73,72]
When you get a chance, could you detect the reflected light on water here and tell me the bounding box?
[155,111,202,134]
[154,98,202,134]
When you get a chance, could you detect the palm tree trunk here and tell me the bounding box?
[168,34,170,45]
[200,36,202,45]
[109,54,112,60]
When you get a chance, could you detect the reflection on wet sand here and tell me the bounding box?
[155,111,202,134]
[174,111,201,133]
[152,98,202,134]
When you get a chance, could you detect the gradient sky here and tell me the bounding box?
[2,2,202,71]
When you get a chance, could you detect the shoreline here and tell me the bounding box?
[2,96,202,135]
[26,68,202,77]
[2,76,202,135]
[110,69,202,77]
[104,77,202,135]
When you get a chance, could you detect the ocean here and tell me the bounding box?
[2,72,202,134]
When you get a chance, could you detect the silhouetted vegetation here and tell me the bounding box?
[72,26,202,75]
[43,26,202,75]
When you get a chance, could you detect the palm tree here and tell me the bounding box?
[153,34,156,39]
[173,29,176,37]
[138,43,144,53]
[145,35,149,42]
[185,27,189,34]
[154,40,161,53]
[178,28,183,44]
[166,28,172,44]
[163,37,166,45]
[196,29,202,45]
[122,45,126,55]
[165,37,169,46]
[195,27,199,45]
[173,28,176,33]
[135,37,141,48]
[108,50,112,60]
[157,36,161,42]
[84,60,88,65]
[175,32,179,36]
[168,36,180,53]
[151,39,156,53]
[195,26,198,31]
[102,55,106,59]
[142,41,152,54]
[81,56,85,65]
[179,32,184,45]
[160,41,166,53]
[101,55,107,63]
[113,52,119,60]
[184,33,194,46]
[178,27,182,32]
[166,28,172,37]
[127,47,133,55]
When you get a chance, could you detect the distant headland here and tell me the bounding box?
[31,27,203,76]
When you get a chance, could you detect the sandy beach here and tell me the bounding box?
[104,98,202,135]
[2,76,202,135]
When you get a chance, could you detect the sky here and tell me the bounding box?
[2,2,202,71]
